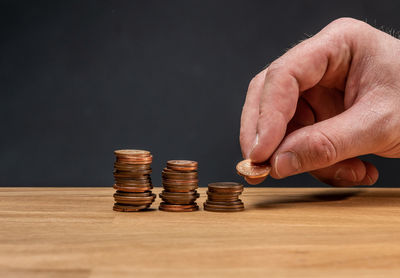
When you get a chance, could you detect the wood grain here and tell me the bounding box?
[1,187,400,277]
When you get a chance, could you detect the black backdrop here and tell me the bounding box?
[1,0,399,187]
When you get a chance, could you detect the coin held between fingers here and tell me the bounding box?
[236,159,271,179]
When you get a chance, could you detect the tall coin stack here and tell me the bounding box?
[112,149,156,212]
[204,182,244,212]
[159,160,200,212]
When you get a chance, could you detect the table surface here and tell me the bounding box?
[1,187,400,278]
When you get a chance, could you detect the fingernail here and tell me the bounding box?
[275,151,300,178]
[335,168,357,182]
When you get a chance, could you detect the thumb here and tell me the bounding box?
[269,106,378,178]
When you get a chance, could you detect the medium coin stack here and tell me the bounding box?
[204,182,244,212]
[112,149,156,212]
[159,160,199,212]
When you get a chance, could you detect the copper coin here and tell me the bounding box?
[115,191,152,197]
[163,167,197,173]
[167,166,197,172]
[203,205,244,212]
[117,156,153,163]
[167,160,198,168]
[206,188,243,197]
[113,203,150,212]
[166,160,198,171]
[115,184,152,190]
[114,169,152,176]
[204,201,244,209]
[159,202,197,208]
[114,199,154,206]
[162,188,198,193]
[159,197,197,205]
[114,180,152,187]
[159,202,199,212]
[208,182,243,189]
[114,192,155,199]
[207,188,243,194]
[207,191,241,201]
[114,192,156,202]
[113,170,152,178]
[162,168,197,174]
[162,184,198,192]
[114,174,151,181]
[160,190,198,197]
[204,201,244,211]
[114,181,152,187]
[114,163,151,170]
[159,192,199,204]
[114,175,151,181]
[115,176,151,183]
[114,197,156,206]
[207,190,241,195]
[114,149,151,157]
[162,167,174,173]
[205,200,243,206]
[162,174,198,181]
[115,160,152,165]
[162,171,198,179]
[113,184,153,192]
[207,196,241,202]
[162,180,198,186]
[236,159,271,178]
[162,178,199,184]
[208,182,243,193]
[159,206,199,212]
[117,154,152,159]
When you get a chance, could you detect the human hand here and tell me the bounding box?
[240,18,400,186]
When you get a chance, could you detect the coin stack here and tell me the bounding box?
[159,160,200,212]
[112,149,156,212]
[204,182,244,212]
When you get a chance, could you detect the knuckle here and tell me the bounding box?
[266,60,283,77]
[248,76,259,91]
[324,17,369,38]
[263,61,285,87]
[248,77,258,90]
[248,70,266,90]
[328,17,365,30]
[301,130,338,168]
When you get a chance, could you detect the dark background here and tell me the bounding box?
[1,0,398,187]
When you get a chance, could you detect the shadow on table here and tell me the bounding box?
[254,188,400,209]
[254,189,363,209]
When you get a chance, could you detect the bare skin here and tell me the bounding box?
[240,18,400,186]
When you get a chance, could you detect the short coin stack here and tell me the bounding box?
[112,149,156,212]
[159,160,199,212]
[204,182,244,212]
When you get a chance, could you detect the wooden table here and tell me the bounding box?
[1,187,400,277]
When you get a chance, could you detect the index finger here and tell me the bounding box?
[249,19,354,163]
[240,69,267,158]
